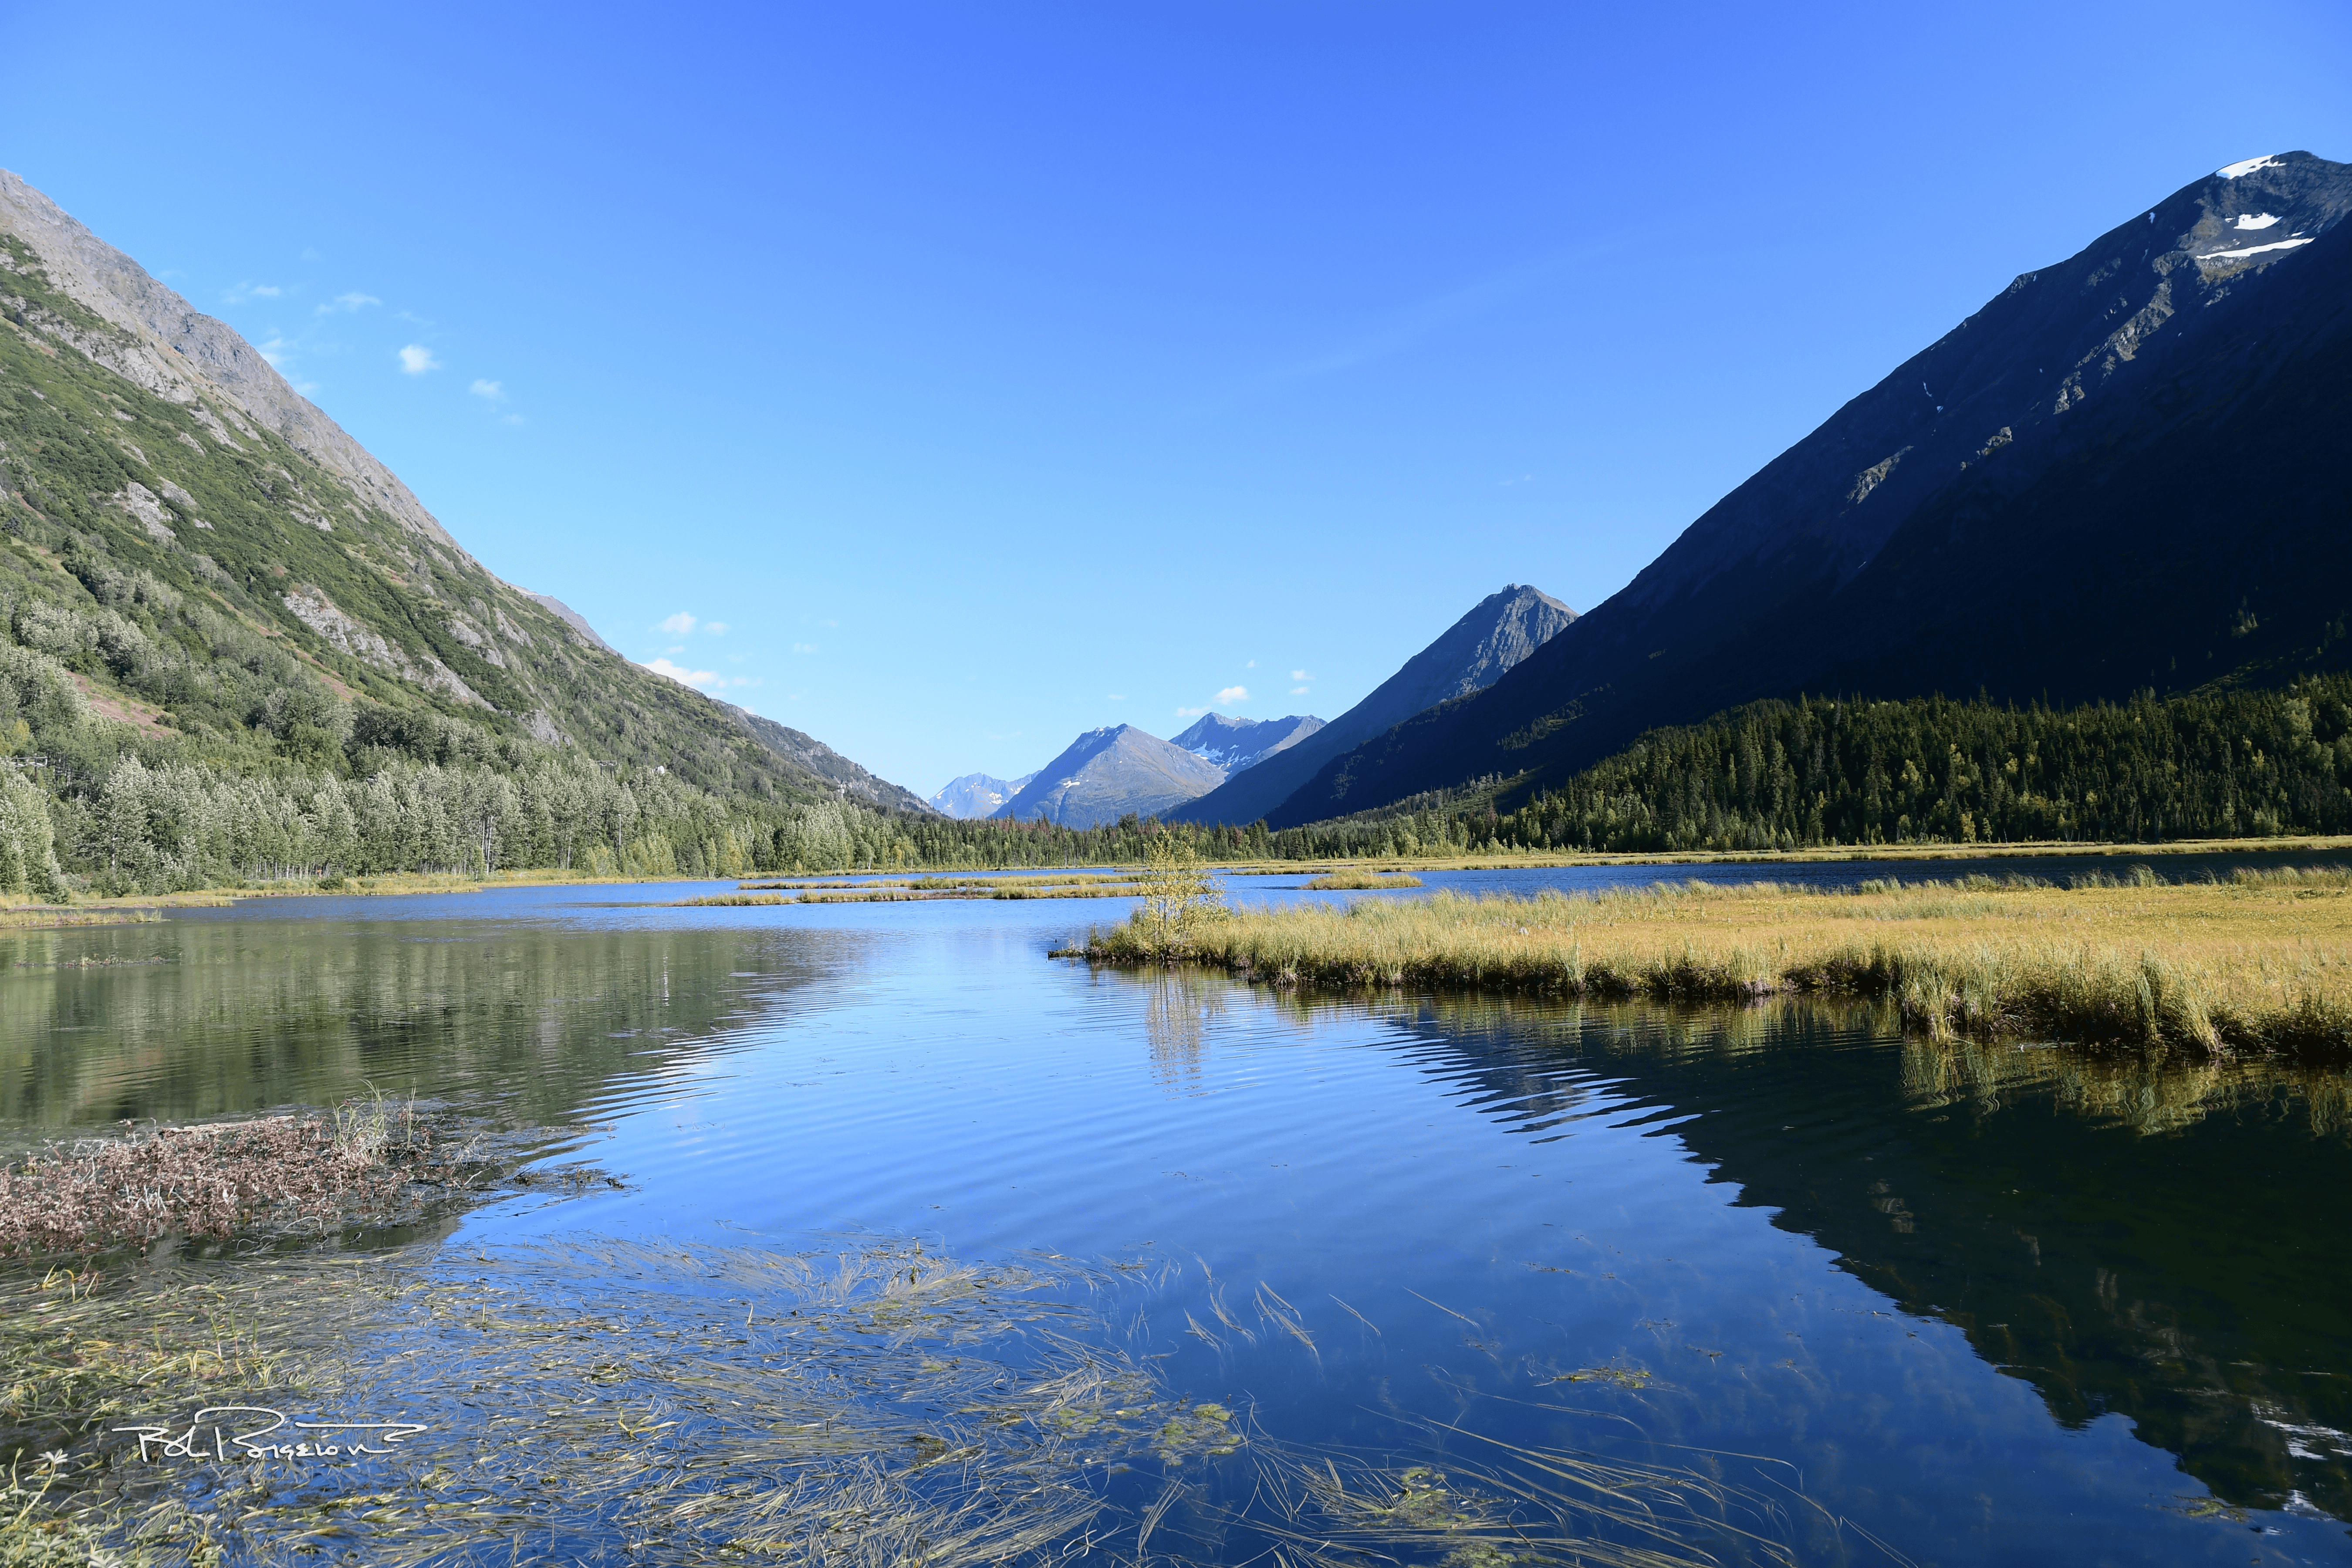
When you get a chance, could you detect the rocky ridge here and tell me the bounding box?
[1169,584,1575,826]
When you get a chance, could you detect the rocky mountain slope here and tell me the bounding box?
[929,770,1037,819]
[1170,711,1324,773]
[1170,584,1575,825]
[992,726,1226,828]
[0,169,919,813]
[1264,152,2352,826]
[717,703,929,812]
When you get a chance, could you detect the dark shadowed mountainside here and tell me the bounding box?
[992,725,1226,828]
[1171,584,1575,826]
[1266,152,2352,827]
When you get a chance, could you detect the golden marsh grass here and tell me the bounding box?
[1086,866,2352,1055]
[1300,871,1423,891]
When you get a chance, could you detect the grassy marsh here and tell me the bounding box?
[1300,871,1424,891]
[683,872,1157,906]
[1082,866,2352,1056]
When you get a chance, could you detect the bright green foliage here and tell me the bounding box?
[1129,834,1227,956]
[0,764,63,899]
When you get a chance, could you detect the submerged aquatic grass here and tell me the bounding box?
[1080,867,2352,1056]
[0,1237,1836,1567]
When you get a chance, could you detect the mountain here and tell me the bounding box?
[1169,711,1325,772]
[0,169,918,812]
[991,726,1226,828]
[523,591,617,654]
[929,770,1037,819]
[716,703,930,812]
[1169,584,1576,825]
[1264,152,2352,827]
[944,713,1323,825]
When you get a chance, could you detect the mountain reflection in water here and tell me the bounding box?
[1319,990,2352,1520]
[0,909,842,1132]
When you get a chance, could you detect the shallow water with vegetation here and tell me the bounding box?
[3,862,2350,1564]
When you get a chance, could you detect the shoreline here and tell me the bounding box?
[3,833,2349,926]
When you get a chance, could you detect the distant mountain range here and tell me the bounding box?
[1169,711,1323,772]
[991,726,1227,828]
[1169,584,1575,825]
[1254,152,2352,827]
[965,584,1575,829]
[929,771,1037,819]
[957,585,1575,830]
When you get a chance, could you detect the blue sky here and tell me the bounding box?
[5,3,2347,798]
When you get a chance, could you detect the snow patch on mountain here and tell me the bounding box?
[2198,237,2315,262]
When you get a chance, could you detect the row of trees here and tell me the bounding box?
[1299,676,2352,858]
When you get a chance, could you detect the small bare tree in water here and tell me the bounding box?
[1133,833,1226,958]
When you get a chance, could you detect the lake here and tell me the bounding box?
[6,859,2349,1565]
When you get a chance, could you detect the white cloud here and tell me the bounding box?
[1176,705,1210,716]
[469,378,504,400]
[1290,669,1311,681]
[504,413,527,426]
[253,335,293,369]
[1245,659,1257,668]
[1107,693,1126,701]
[225,282,280,304]
[1217,686,1249,705]
[318,292,380,315]
[642,657,720,690]
[704,622,728,636]
[659,612,698,635]
[397,344,441,375]
[1291,686,1310,696]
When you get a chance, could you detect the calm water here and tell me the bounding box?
[6,863,2350,1565]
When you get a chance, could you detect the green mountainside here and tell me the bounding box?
[0,171,948,894]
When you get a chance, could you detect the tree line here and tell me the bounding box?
[1267,676,2352,858]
